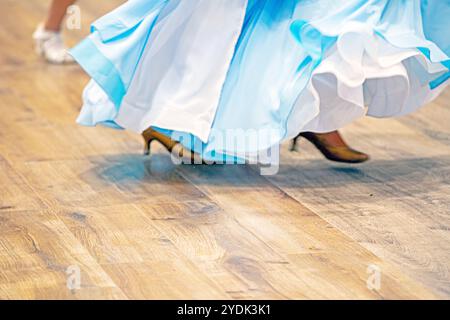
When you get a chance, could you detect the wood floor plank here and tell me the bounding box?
[0,156,47,212]
[102,262,224,300]
[0,210,126,299]
[269,109,450,298]
[56,204,227,299]
[136,200,295,299]
[175,164,436,299]
[0,68,143,164]
[11,156,207,208]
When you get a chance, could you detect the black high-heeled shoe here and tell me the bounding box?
[291,131,370,164]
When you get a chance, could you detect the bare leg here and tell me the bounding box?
[43,0,77,32]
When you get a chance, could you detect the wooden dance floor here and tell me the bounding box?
[0,1,449,299]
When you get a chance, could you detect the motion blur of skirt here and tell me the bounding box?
[71,0,450,161]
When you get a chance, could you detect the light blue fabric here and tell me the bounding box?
[70,0,169,108]
[71,0,450,161]
[71,38,126,108]
[420,0,450,88]
[91,0,168,42]
[421,0,450,56]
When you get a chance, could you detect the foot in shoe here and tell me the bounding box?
[292,131,370,164]
[33,24,75,64]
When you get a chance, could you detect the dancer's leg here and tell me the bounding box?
[44,0,77,32]
[33,0,77,64]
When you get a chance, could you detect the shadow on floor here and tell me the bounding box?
[86,152,450,192]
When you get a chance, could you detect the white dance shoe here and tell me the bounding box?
[33,24,74,64]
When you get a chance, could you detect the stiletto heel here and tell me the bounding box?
[291,131,369,164]
[142,131,155,156]
[142,128,181,156]
[142,128,206,164]
[290,135,301,152]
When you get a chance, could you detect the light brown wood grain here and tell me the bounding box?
[0,156,47,212]
[176,164,437,299]
[268,117,450,297]
[0,210,126,299]
[57,205,227,299]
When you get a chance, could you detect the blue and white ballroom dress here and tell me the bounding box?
[71,0,450,162]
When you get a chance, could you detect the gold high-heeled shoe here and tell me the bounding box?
[291,131,370,164]
[142,128,205,164]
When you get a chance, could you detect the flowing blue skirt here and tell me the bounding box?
[71,0,450,161]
